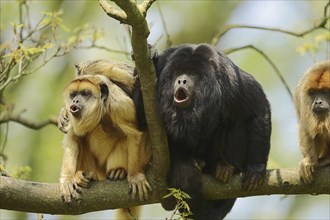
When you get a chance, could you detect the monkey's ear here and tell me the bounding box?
[99,83,109,103]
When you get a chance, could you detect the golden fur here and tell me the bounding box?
[294,60,330,184]
[59,71,151,219]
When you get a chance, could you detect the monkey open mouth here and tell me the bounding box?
[174,88,191,108]
[70,104,81,115]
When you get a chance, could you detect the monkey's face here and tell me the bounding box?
[64,75,109,136]
[173,74,196,109]
[310,89,330,117]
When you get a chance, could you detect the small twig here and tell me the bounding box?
[211,16,330,46]
[0,122,9,166]
[0,110,57,129]
[76,44,131,56]
[225,45,293,100]
[156,1,172,48]
[139,0,157,18]
[324,2,330,17]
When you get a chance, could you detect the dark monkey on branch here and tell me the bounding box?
[294,61,330,184]
[134,44,272,220]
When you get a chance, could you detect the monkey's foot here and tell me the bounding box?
[299,159,315,184]
[107,168,127,181]
[128,173,152,201]
[215,163,234,183]
[192,158,205,172]
[59,177,82,203]
[58,107,70,133]
[242,164,266,191]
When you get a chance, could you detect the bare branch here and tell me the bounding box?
[1,167,329,215]
[98,0,127,24]
[324,2,330,17]
[156,2,172,48]
[76,45,131,56]
[0,110,57,129]
[138,0,157,18]
[211,16,330,45]
[225,45,293,100]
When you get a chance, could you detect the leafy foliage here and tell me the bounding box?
[163,188,192,220]
[0,1,103,95]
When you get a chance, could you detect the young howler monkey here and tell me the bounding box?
[58,70,151,219]
[294,61,330,184]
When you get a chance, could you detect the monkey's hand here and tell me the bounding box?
[59,171,96,203]
[242,164,266,191]
[58,107,70,134]
[215,163,235,183]
[128,173,152,201]
[74,171,97,188]
[299,158,315,184]
[59,176,81,203]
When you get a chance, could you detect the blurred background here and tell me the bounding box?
[0,0,329,219]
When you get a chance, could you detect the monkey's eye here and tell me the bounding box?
[80,90,91,97]
[70,92,77,99]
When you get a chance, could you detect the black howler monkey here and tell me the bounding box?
[135,44,272,220]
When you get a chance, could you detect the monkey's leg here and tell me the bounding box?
[126,134,151,201]
[244,114,271,191]
[74,150,99,188]
[215,163,235,183]
[106,143,128,181]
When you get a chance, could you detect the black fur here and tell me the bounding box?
[154,44,271,220]
[132,44,271,219]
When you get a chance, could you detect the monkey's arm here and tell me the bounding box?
[298,127,319,184]
[57,107,71,134]
[59,133,81,203]
[245,112,271,191]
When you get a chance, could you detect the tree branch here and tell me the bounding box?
[211,15,330,45]
[224,45,293,100]
[0,109,57,129]
[1,167,329,215]
[138,0,157,18]
[99,0,169,186]
[98,0,127,24]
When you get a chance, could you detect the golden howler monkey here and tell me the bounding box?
[294,61,330,184]
[58,61,152,219]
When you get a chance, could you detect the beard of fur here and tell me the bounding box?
[158,76,221,146]
[296,79,330,140]
[70,102,105,137]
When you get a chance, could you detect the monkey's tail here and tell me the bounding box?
[204,198,236,220]
[115,207,141,220]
